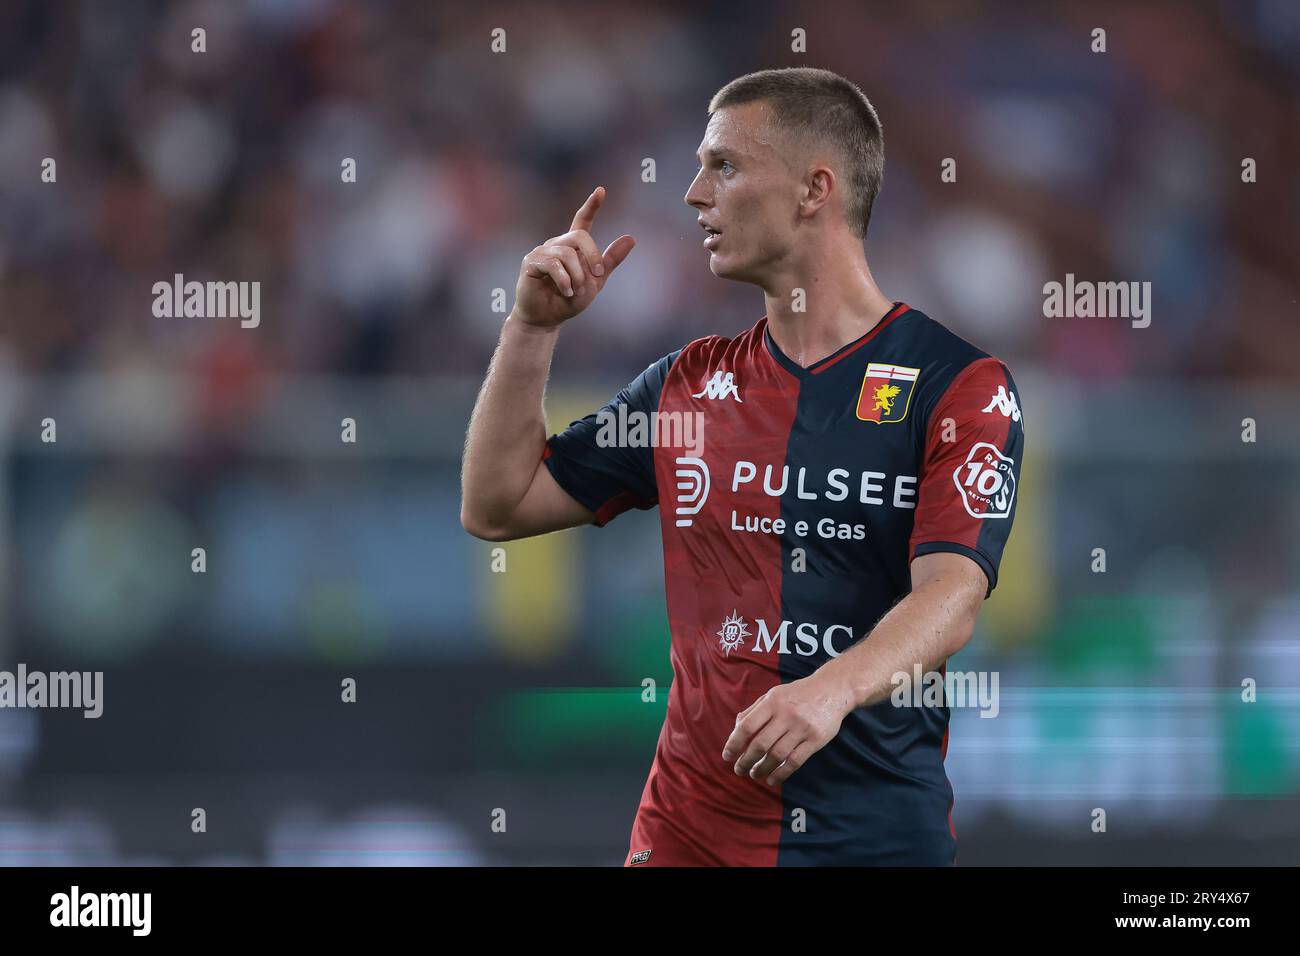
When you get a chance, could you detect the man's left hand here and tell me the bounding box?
[722,672,853,786]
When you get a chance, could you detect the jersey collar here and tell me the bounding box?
[763,301,910,379]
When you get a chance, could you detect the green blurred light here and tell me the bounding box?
[485,687,668,766]
[1222,699,1290,797]
[1046,596,1158,676]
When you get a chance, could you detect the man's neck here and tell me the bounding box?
[761,244,894,369]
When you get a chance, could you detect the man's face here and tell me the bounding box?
[684,102,802,283]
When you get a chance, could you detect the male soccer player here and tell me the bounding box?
[461,67,1024,865]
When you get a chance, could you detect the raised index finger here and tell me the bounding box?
[570,186,605,233]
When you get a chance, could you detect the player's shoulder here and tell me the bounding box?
[676,318,765,365]
[890,306,1024,435]
[896,306,1017,392]
[619,324,754,407]
[661,316,767,380]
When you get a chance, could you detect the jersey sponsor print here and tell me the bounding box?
[544,303,1024,865]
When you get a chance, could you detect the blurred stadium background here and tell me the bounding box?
[1,0,1298,865]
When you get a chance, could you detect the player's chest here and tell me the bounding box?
[654,363,924,535]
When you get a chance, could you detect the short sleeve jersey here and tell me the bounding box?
[544,303,1024,865]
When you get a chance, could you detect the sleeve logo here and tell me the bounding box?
[981,385,1021,422]
[952,442,1016,518]
[856,363,920,424]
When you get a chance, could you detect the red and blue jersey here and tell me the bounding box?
[544,302,1024,865]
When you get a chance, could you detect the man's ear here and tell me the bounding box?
[800,164,837,222]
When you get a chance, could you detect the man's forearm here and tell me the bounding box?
[461,311,560,528]
[813,576,983,713]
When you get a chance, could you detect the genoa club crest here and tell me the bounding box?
[856,363,920,424]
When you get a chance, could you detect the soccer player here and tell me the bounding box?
[461,67,1024,866]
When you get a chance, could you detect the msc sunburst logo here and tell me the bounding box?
[717,610,751,656]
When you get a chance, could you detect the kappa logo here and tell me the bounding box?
[982,385,1021,422]
[692,370,743,403]
[856,363,920,424]
[629,849,652,865]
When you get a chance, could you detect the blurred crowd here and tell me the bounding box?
[0,0,1298,866]
[1,0,1297,390]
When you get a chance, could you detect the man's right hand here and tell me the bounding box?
[513,186,636,329]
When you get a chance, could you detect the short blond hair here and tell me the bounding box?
[708,67,884,239]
